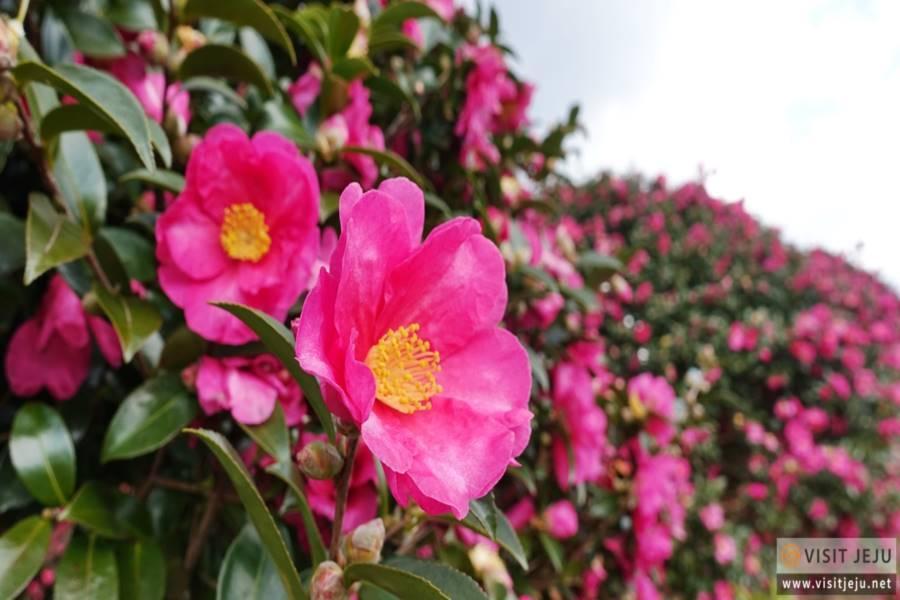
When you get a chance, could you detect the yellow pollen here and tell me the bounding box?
[365,324,442,414]
[220,203,271,262]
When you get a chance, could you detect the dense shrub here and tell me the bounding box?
[0,1,896,599]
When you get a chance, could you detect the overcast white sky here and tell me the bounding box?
[469,0,900,289]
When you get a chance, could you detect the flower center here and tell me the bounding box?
[220,203,271,262]
[365,324,442,414]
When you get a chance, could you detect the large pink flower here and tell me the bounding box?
[196,355,306,425]
[156,124,320,344]
[294,177,532,518]
[5,275,121,401]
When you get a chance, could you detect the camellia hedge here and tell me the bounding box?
[0,1,897,599]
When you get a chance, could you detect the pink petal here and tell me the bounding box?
[38,275,89,350]
[226,369,278,425]
[376,177,425,246]
[378,217,507,355]
[5,320,48,397]
[159,197,228,280]
[86,315,123,368]
[197,356,230,416]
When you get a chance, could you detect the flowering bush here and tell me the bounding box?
[0,1,896,599]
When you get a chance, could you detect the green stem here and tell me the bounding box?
[16,0,30,23]
[329,433,360,558]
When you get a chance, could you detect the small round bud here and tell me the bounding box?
[296,440,344,480]
[0,100,21,141]
[344,518,385,565]
[310,561,347,600]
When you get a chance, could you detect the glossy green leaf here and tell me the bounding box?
[0,516,52,600]
[342,146,428,190]
[92,233,131,290]
[372,2,440,29]
[102,374,196,462]
[183,0,296,64]
[60,9,125,58]
[99,227,156,282]
[119,168,186,194]
[493,510,528,570]
[367,29,418,54]
[265,461,327,567]
[116,539,165,600]
[218,524,288,600]
[10,403,77,507]
[94,284,163,363]
[148,119,172,168]
[24,193,91,285]
[41,103,113,140]
[343,563,448,600]
[240,27,276,78]
[577,251,623,286]
[241,404,291,464]
[537,532,563,573]
[16,40,59,126]
[53,131,108,229]
[106,0,158,31]
[366,76,419,119]
[177,43,274,95]
[0,213,25,277]
[212,302,335,443]
[55,533,119,600]
[59,482,125,539]
[184,428,306,600]
[158,326,206,370]
[258,99,316,150]
[459,495,528,570]
[332,56,378,80]
[384,558,487,600]
[272,6,327,64]
[327,6,359,59]
[13,61,156,170]
[182,76,249,108]
[0,447,32,514]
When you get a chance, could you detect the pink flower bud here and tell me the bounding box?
[543,500,578,540]
[310,561,347,600]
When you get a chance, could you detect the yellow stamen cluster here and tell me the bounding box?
[219,202,271,262]
[365,324,442,414]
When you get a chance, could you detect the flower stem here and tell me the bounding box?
[16,0,30,23]
[330,433,360,558]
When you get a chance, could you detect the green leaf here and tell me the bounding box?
[424,193,452,218]
[327,6,359,59]
[366,76,419,119]
[459,496,528,570]
[184,428,306,600]
[0,213,25,277]
[264,461,327,567]
[182,76,249,108]
[372,2,440,29]
[341,146,428,190]
[0,447,32,514]
[158,326,206,371]
[105,0,158,31]
[148,119,172,168]
[343,563,448,600]
[94,284,163,363]
[384,558,487,600]
[55,533,119,600]
[41,103,112,139]
[240,27,276,78]
[577,251,623,286]
[218,524,288,600]
[59,9,126,59]
[272,5,327,64]
[119,168,186,194]
[10,403,77,507]
[183,0,296,64]
[53,131,108,229]
[116,539,165,600]
[99,227,156,282]
[240,403,291,464]
[493,510,528,570]
[332,56,378,80]
[537,532,563,573]
[212,302,336,443]
[367,29,418,54]
[59,482,125,539]
[24,193,91,285]
[13,61,156,170]
[101,374,197,462]
[177,44,274,96]
[258,99,316,150]
[0,516,52,600]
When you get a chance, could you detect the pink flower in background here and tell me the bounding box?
[106,53,190,126]
[295,178,532,518]
[402,19,424,47]
[714,533,737,564]
[498,82,534,132]
[628,373,676,445]
[5,275,121,401]
[338,80,386,188]
[289,63,322,117]
[727,322,758,352]
[506,497,535,530]
[808,498,829,520]
[196,355,306,425]
[551,362,607,489]
[426,0,455,21]
[543,500,578,539]
[699,503,724,531]
[156,124,320,344]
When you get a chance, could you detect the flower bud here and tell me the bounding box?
[296,440,344,480]
[0,17,21,71]
[310,561,347,600]
[0,101,22,141]
[344,518,385,565]
[315,115,349,162]
[173,133,200,165]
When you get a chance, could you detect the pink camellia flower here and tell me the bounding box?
[5,275,122,401]
[714,533,737,564]
[543,500,578,540]
[628,373,676,445]
[506,497,535,531]
[320,81,386,190]
[106,53,190,127]
[196,355,306,425]
[699,503,724,531]
[156,124,320,344]
[551,362,607,489]
[289,63,322,117]
[294,177,532,518]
